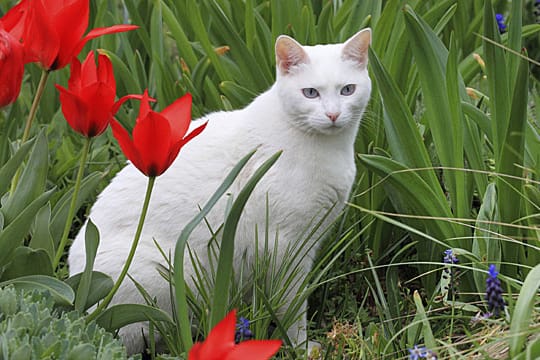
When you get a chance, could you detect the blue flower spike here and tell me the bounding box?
[235,316,253,343]
[409,345,428,360]
[495,13,507,33]
[442,249,460,299]
[486,264,505,316]
[408,345,438,359]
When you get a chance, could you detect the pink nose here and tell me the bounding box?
[326,112,340,122]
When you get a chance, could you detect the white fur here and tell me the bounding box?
[68,29,371,354]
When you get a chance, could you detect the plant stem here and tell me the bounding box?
[53,137,92,269]
[22,70,49,143]
[10,70,50,192]
[87,176,156,322]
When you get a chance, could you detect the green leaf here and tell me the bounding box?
[210,150,282,329]
[0,275,74,306]
[174,149,257,350]
[0,247,53,281]
[358,154,455,242]
[509,263,540,357]
[161,2,197,68]
[412,290,436,350]
[368,47,441,191]
[483,0,509,163]
[0,138,35,196]
[496,52,529,272]
[0,189,54,269]
[74,220,100,312]
[29,203,55,261]
[2,130,48,225]
[472,183,501,293]
[404,7,468,226]
[95,304,174,332]
[219,81,258,108]
[50,171,104,244]
[185,0,230,81]
[65,271,113,311]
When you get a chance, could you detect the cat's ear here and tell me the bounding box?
[275,35,309,75]
[342,28,371,69]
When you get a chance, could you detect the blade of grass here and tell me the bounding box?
[210,151,282,328]
[174,149,257,351]
[509,263,540,357]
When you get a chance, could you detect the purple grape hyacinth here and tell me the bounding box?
[495,13,507,33]
[442,249,460,299]
[235,316,253,343]
[408,345,438,360]
[485,264,505,316]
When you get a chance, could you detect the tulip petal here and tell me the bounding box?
[97,52,116,93]
[193,310,236,359]
[110,119,142,169]
[166,122,207,171]
[0,0,28,39]
[79,51,98,87]
[177,122,207,150]
[132,112,173,177]
[0,29,24,107]
[72,24,138,62]
[56,85,89,135]
[67,56,83,92]
[161,93,192,140]
[51,0,90,69]
[112,94,144,115]
[138,89,153,122]
[84,24,140,41]
[187,342,203,360]
[23,0,60,68]
[225,340,282,360]
[78,82,115,136]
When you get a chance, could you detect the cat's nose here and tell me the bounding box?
[326,112,341,122]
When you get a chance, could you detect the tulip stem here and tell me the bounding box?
[53,137,92,269]
[87,176,156,322]
[22,70,49,143]
[10,70,50,193]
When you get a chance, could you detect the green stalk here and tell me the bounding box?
[22,70,50,143]
[87,176,156,322]
[53,137,92,269]
[10,70,50,192]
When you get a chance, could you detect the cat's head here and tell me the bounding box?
[274,29,371,135]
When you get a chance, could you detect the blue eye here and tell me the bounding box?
[340,84,356,96]
[302,88,319,98]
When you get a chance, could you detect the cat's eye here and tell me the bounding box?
[340,84,356,96]
[302,88,320,99]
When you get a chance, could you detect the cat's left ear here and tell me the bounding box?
[342,28,371,69]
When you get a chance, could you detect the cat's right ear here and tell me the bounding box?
[275,35,309,76]
[342,28,371,69]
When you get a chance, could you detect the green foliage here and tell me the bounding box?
[0,285,132,360]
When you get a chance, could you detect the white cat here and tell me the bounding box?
[68,28,371,354]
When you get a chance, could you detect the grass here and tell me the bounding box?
[1,0,539,359]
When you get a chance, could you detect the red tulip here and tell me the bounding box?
[0,0,138,70]
[55,51,141,138]
[0,26,24,108]
[0,1,26,40]
[188,310,282,360]
[111,90,207,177]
